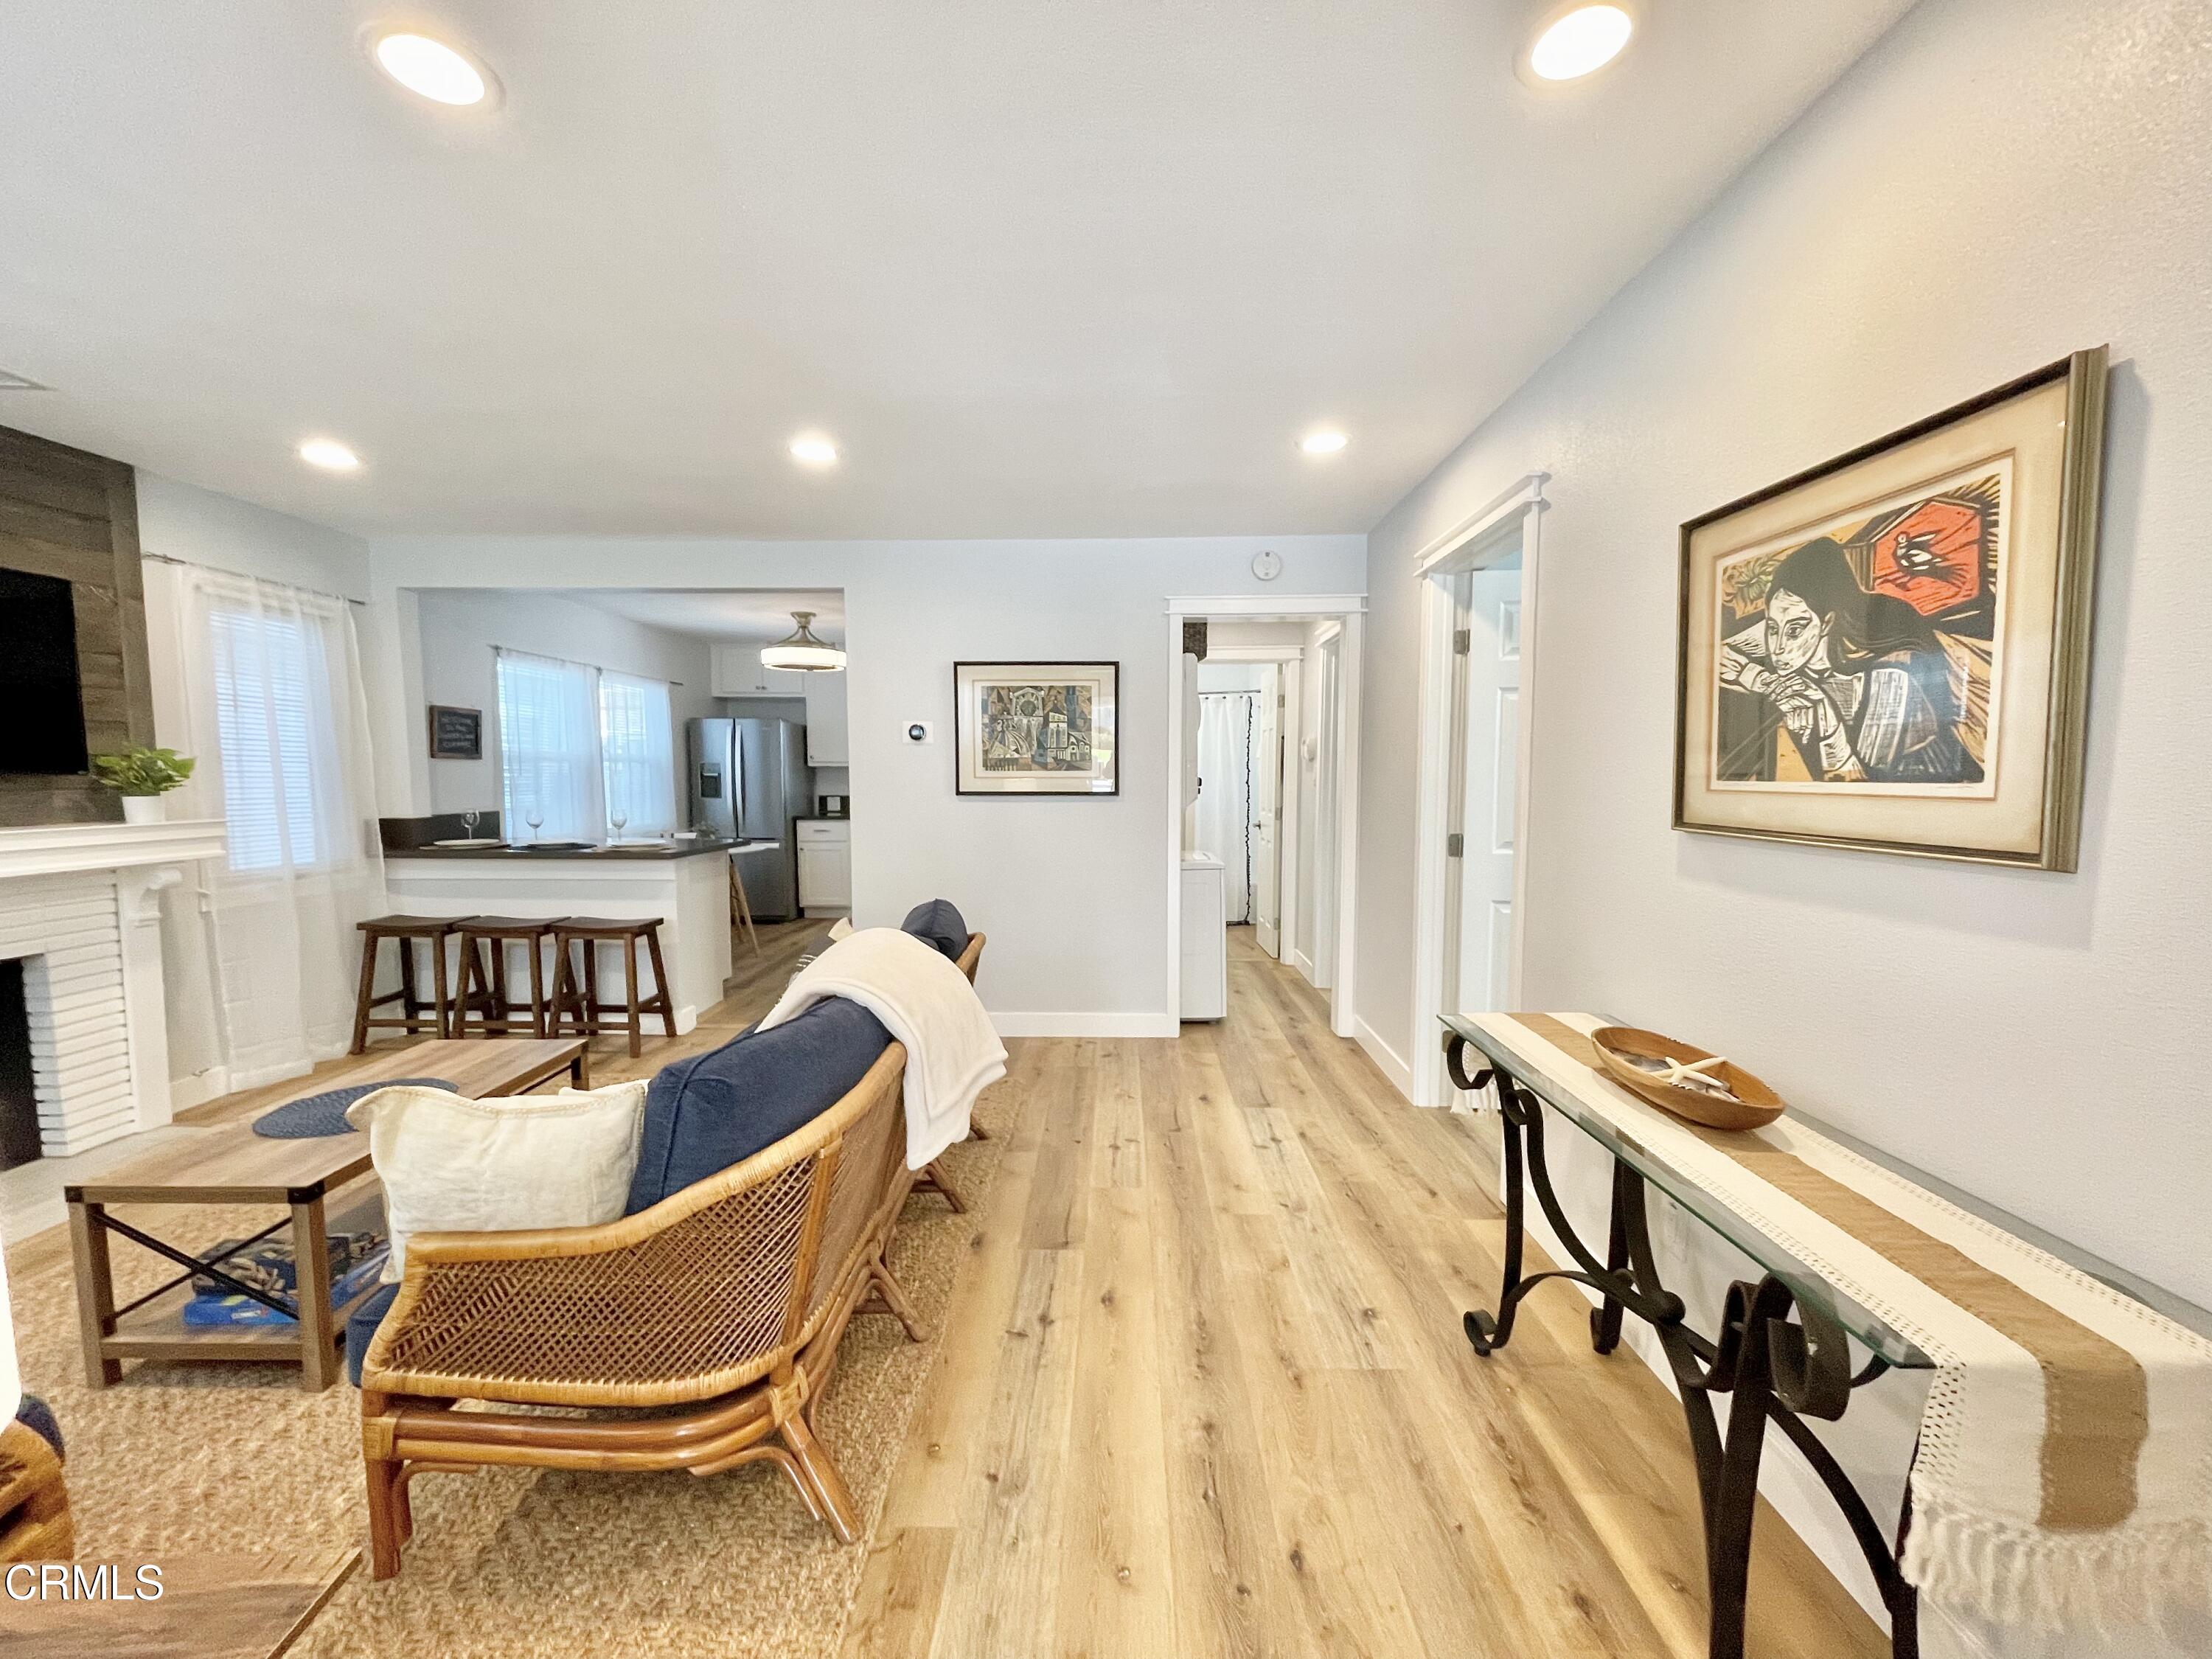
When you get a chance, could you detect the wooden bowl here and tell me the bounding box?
[1589,1026,1784,1132]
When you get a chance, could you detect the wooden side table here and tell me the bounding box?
[66,1037,586,1392]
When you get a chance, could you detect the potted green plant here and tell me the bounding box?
[90,747,196,824]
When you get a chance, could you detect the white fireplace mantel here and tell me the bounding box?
[0,818,228,882]
[0,817,226,1156]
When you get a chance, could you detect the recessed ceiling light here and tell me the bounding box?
[1300,430,1349,457]
[790,435,840,467]
[1527,5,1635,82]
[298,439,361,472]
[371,32,492,106]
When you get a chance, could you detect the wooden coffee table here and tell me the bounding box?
[65,1038,588,1391]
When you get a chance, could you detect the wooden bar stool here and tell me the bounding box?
[728,857,761,958]
[549,917,675,1057]
[350,916,459,1053]
[451,917,557,1038]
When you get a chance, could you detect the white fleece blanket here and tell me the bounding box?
[758,928,1006,1169]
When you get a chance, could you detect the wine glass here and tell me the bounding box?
[609,805,628,845]
[524,805,545,845]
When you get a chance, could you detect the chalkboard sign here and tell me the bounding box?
[428,705,483,760]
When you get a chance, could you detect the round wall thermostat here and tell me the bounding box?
[1251,548,1282,581]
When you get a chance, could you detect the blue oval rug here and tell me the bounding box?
[253,1077,456,1139]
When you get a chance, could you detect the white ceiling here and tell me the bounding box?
[0,1,1913,538]
[540,588,844,644]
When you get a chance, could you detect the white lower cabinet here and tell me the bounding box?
[1180,853,1226,1020]
[797,818,852,914]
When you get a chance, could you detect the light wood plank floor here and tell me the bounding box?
[27,917,1885,1656]
[843,928,1886,1659]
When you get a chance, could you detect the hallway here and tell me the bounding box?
[845,931,1884,1658]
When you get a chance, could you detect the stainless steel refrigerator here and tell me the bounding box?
[687,717,813,922]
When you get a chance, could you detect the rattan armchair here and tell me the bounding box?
[358,931,984,1581]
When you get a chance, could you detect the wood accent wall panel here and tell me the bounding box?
[0,423,153,826]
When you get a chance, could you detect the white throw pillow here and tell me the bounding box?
[345,1080,648,1281]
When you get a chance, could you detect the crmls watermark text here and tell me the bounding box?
[3,1562,164,1601]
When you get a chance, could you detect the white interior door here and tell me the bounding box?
[1447,563,1523,1019]
[1253,664,1282,958]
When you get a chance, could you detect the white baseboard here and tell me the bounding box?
[1288,947,1316,984]
[167,1068,232,1111]
[991,1011,1180,1039]
[1352,1015,1415,1102]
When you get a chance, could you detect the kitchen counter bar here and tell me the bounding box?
[383,841,736,1034]
[387,837,737,861]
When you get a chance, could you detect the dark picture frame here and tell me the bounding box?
[1674,347,2107,870]
[427,704,484,761]
[953,661,1119,796]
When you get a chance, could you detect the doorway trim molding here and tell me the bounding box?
[1409,473,1549,1107]
[1164,595,1366,1039]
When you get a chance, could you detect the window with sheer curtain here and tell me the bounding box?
[598,670,676,836]
[495,649,604,841]
[209,607,329,871]
[149,562,386,1092]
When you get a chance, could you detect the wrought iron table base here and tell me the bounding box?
[1445,1034,1919,1659]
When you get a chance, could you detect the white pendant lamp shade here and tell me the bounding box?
[759,611,846,672]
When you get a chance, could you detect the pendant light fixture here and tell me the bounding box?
[759,611,846,672]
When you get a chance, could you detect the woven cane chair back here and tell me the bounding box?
[364,1040,908,1409]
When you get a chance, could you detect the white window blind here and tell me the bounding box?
[496,649,604,841]
[598,671,676,836]
[209,608,326,871]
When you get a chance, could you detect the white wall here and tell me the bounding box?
[1360,0,2212,1307]
[1205,620,1310,652]
[1195,661,1270,693]
[411,590,716,822]
[365,536,1366,1033]
[1355,0,2212,1635]
[135,471,371,600]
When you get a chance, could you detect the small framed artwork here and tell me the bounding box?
[953,661,1119,796]
[1675,347,2107,870]
[427,704,484,761]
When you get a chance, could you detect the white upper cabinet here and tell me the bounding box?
[803,670,849,765]
[710,644,810,698]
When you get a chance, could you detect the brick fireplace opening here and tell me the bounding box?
[0,957,36,1170]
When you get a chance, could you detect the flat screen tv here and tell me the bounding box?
[0,569,90,775]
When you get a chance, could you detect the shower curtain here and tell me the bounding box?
[1195,691,1259,923]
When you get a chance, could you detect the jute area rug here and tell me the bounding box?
[2,1107,1009,1658]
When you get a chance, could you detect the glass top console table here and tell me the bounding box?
[1441,1013,1928,1659]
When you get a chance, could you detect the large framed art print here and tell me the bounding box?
[1674,347,2107,869]
[954,661,1119,796]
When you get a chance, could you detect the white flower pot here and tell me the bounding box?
[121,796,166,826]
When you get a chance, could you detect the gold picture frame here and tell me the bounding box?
[1674,347,2107,869]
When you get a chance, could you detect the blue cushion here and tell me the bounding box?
[624,998,894,1214]
[14,1394,62,1458]
[900,899,970,961]
[345,1283,403,1387]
